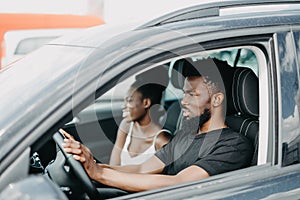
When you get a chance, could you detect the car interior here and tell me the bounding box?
[27,46,260,199]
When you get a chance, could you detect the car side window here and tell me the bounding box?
[72,66,173,163]
[165,47,259,102]
[278,31,300,166]
[210,48,259,75]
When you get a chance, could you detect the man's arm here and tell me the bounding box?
[107,156,165,174]
[61,128,164,174]
[62,135,209,192]
[94,164,209,192]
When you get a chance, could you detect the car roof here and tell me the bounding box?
[47,21,144,47]
[141,0,300,27]
[49,0,300,48]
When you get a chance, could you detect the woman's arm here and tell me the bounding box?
[109,131,127,165]
[109,119,130,165]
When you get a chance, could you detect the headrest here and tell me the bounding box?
[171,58,188,89]
[229,67,259,117]
[171,57,231,90]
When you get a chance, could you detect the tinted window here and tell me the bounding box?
[166,48,259,102]
[278,32,300,166]
[210,48,258,75]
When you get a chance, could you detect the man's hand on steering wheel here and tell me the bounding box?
[60,129,101,181]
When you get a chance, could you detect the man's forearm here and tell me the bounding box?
[98,163,141,173]
[93,166,177,192]
[92,165,210,192]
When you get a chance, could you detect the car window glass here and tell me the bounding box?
[72,65,173,163]
[210,48,259,75]
[277,32,300,166]
[98,76,135,103]
[165,48,259,103]
[69,46,260,164]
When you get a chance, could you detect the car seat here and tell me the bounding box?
[225,67,259,166]
[161,59,187,133]
[165,58,259,166]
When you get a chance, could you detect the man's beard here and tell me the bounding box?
[181,108,211,134]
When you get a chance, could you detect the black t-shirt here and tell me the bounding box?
[155,128,253,176]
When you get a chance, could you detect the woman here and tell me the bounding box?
[109,67,171,166]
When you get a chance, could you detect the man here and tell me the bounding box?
[62,57,253,193]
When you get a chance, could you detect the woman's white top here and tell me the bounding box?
[120,122,170,166]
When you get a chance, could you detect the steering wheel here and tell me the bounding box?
[51,131,102,200]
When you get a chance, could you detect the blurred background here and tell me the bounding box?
[0,0,209,23]
[0,0,214,69]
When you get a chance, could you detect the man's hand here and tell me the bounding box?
[60,129,101,180]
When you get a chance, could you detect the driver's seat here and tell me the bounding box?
[225,67,259,166]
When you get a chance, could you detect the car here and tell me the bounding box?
[1,0,300,199]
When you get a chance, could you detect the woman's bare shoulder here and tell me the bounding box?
[119,119,132,134]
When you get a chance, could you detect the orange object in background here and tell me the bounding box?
[0,13,105,69]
